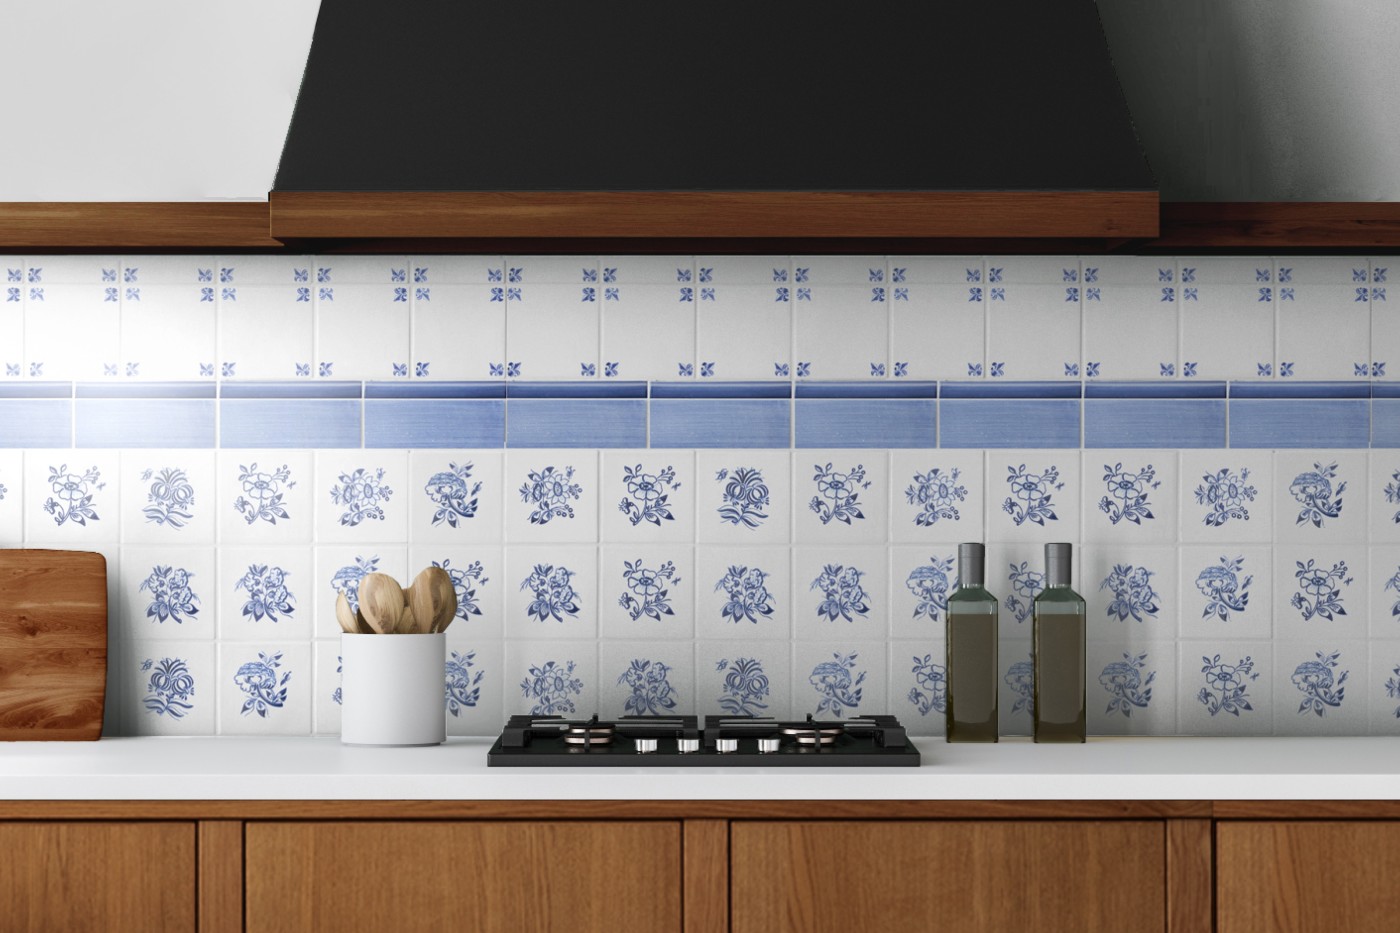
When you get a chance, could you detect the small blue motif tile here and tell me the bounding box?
[984,258,1081,381]
[22,258,121,381]
[1082,258,1179,381]
[599,256,697,382]
[503,256,601,381]
[118,258,217,381]
[1276,259,1372,381]
[1179,259,1276,380]
[791,257,889,381]
[886,257,985,380]
[313,257,412,381]
[409,256,506,381]
[693,257,792,381]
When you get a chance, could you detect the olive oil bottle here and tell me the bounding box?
[1032,542,1086,743]
[945,543,999,742]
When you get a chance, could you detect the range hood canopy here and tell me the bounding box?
[271,0,1157,240]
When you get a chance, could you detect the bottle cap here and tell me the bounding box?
[1045,542,1072,587]
[957,543,985,588]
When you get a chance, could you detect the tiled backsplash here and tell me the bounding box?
[0,254,1397,739]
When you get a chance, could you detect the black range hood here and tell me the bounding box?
[270,0,1156,240]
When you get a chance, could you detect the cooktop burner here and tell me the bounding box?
[486,714,921,767]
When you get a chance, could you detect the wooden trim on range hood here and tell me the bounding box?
[0,202,279,250]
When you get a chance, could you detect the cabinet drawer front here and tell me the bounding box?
[1218,821,1400,933]
[246,820,680,933]
[731,820,1164,933]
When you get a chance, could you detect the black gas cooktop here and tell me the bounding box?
[486,714,921,767]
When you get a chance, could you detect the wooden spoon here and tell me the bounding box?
[334,592,359,634]
[408,567,456,634]
[358,573,406,635]
[354,608,374,635]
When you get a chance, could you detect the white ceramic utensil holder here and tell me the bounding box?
[340,633,446,746]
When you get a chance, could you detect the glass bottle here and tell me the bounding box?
[945,543,999,742]
[1032,542,1086,743]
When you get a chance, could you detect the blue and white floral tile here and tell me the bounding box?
[312,638,343,736]
[23,450,121,545]
[1086,641,1176,736]
[502,256,601,381]
[441,637,504,736]
[409,256,506,381]
[694,545,791,641]
[1175,641,1274,736]
[997,643,1037,736]
[984,451,1082,543]
[598,256,697,382]
[1080,451,1178,545]
[1367,452,1400,544]
[888,546,958,641]
[21,256,120,381]
[793,451,889,545]
[695,450,793,546]
[983,257,1081,381]
[1275,258,1373,381]
[887,639,948,737]
[1366,641,1400,735]
[1177,450,1273,545]
[1271,641,1368,736]
[124,641,215,736]
[313,450,410,544]
[1366,547,1400,641]
[1081,257,1179,381]
[1177,546,1274,641]
[1273,545,1368,642]
[215,451,314,546]
[1179,258,1277,380]
[215,546,315,642]
[504,640,598,717]
[408,545,504,641]
[407,451,504,545]
[216,640,311,735]
[1371,258,1397,381]
[0,449,23,545]
[1273,450,1367,544]
[503,546,597,641]
[600,450,695,544]
[116,257,217,381]
[889,450,985,545]
[1082,545,1179,646]
[598,546,694,641]
[503,449,599,544]
[118,450,215,545]
[696,639,792,720]
[119,545,216,642]
[215,255,315,381]
[312,546,410,639]
[792,547,889,642]
[599,642,695,719]
[312,257,412,381]
[693,256,792,381]
[886,256,985,381]
[792,641,886,721]
[791,256,889,381]
[985,542,1058,644]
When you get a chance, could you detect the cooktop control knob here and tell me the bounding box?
[757,736,781,753]
[716,738,739,753]
[677,737,700,753]
[634,738,658,754]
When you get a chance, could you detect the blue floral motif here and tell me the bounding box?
[809,652,865,717]
[716,657,770,716]
[140,466,195,528]
[905,556,955,622]
[519,465,581,525]
[1198,654,1258,717]
[1196,556,1252,621]
[1005,562,1045,624]
[331,555,378,613]
[521,660,583,715]
[1386,566,1400,617]
[1291,650,1347,717]
[716,565,775,624]
[140,565,200,624]
[333,656,341,706]
[1101,564,1160,623]
[433,559,488,621]
[142,657,195,719]
[1194,467,1257,527]
[1291,559,1352,621]
[43,464,104,527]
[236,564,295,623]
[811,565,870,622]
[445,650,483,717]
[715,467,770,529]
[619,659,678,715]
[1384,469,1400,523]
[235,651,290,718]
[809,462,869,525]
[331,467,393,526]
[905,467,967,526]
[908,654,948,717]
[619,559,681,621]
[1290,461,1345,527]
[521,564,580,623]
[1002,463,1062,526]
[0,480,6,500]
[1098,462,1158,525]
[1005,656,1035,715]
[424,461,480,527]
[1099,652,1155,717]
[1385,664,1400,718]
[618,463,678,527]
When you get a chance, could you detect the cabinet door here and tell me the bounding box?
[0,821,195,933]
[731,820,1164,933]
[1218,821,1400,933]
[245,820,681,933]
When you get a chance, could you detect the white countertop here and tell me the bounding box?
[0,736,1396,800]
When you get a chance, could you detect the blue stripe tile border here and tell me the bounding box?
[75,399,216,447]
[651,381,792,399]
[1374,383,1400,399]
[1229,399,1371,448]
[507,398,646,447]
[220,381,362,399]
[650,399,791,448]
[365,399,505,448]
[940,399,1080,448]
[221,399,362,448]
[0,399,72,447]
[940,381,1081,400]
[366,381,505,399]
[507,381,647,399]
[1086,381,1227,399]
[795,399,935,447]
[0,382,70,399]
[795,381,937,399]
[76,382,216,399]
[1084,399,1227,448]
[1229,381,1371,399]
[1374,399,1400,446]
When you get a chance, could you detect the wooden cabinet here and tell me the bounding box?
[1218,821,1400,933]
[244,820,682,933]
[0,821,194,933]
[731,820,1165,933]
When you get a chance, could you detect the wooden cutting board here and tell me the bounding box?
[0,549,107,740]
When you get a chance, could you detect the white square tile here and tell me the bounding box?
[889,545,958,640]
[599,643,695,718]
[986,542,1060,642]
[695,546,791,640]
[1369,452,1400,544]
[314,450,410,544]
[1273,545,1368,641]
[793,257,888,380]
[600,450,695,544]
[887,257,985,381]
[0,450,24,546]
[22,257,121,381]
[890,450,985,544]
[1272,642,1368,736]
[1273,450,1367,544]
[695,450,792,545]
[313,639,343,736]
[1087,642,1176,735]
[313,547,410,639]
[998,642,1037,736]
[694,257,792,380]
[792,546,888,641]
[1080,451,1178,544]
[1368,547,1400,640]
[597,546,694,641]
[216,256,314,381]
[0,258,22,379]
[313,257,411,381]
[408,545,504,642]
[409,256,505,381]
[503,257,600,380]
[408,451,504,545]
[119,257,216,381]
[125,642,215,736]
[696,641,792,719]
[792,642,886,720]
[1178,547,1274,641]
[119,451,215,544]
[1082,258,1179,380]
[1275,259,1372,380]
[443,639,505,736]
[24,450,120,545]
[984,258,1081,381]
[1176,642,1273,736]
[1179,258,1276,380]
[888,640,948,737]
[216,451,314,545]
[1082,546,1178,645]
[599,256,696,382]
[217,547,315,641]
[503,450,599,543]
[506,641,598,716]
[120,546,217,641]
[503,546,597,640]
[1367,643,1400,735]
[1371,260,1397,378]
[984,451,1081,543]
[793,451,888,545]
[1178,451,1273,544]
[218,641,312,735]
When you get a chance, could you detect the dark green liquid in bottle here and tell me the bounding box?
[1033,543,1086,743]
[946,543,999,743]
